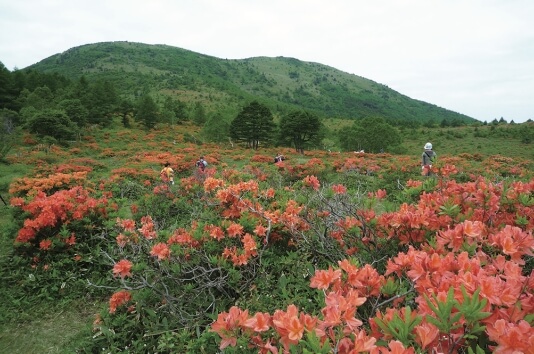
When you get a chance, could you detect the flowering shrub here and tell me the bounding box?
[4,125,534,352]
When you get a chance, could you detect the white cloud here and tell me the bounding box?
[1,0,533,122]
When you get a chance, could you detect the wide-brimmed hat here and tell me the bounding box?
[424,142,432,150]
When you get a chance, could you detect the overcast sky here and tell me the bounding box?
[1,0,533,123]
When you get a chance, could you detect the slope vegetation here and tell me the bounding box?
[28,41,476,123]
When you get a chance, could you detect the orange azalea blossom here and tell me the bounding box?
[244,312,272,332]
[310,267,342,290]
[150,243,171,260]
[320,290,365,334]
[109,290,132,314]
[116,233,128,247]
[437,221,485,251]
[332,184,347,194]
[167,228,200,247]
[414,322,439,349]
[272,305,305,351]
[462,220,485,238]
[39,239,52,250]
[486,319,534,354]
[303,175,320,190]
[116,217,136,232]
[210,306,250,350]
[64,233,76,245]
[242,233,258,256]
[139,215,156,239]
[371,340,416,354]
[113,259,133,278]
[490,225,534,264]
[336,216,362,231]
[440,164,458,177]
[206,224,225,241]
[348,329,377,353]
[226,222,244,237]
[253,224,268,237]
[338,261,385,297]
[203,177,224,192]
[264,187,276,199]
[405,179,422,188]
[374,189,387,199]
[10,197,25,207]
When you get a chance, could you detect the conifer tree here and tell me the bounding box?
[136,94,159,129]
[279,110,322,153]
[230,101,275,149]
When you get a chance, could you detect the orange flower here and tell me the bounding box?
[203,177,224,192]
[303,175,320,190]
[39,239,52,250]
[462,220,485,238]
[210,306,249,350]
[264,188,276,198]
[332,184,347,195]
[310,267,342,290]
[113,259,133,278]
[379,340,416,354]
[226,222,244,238]
[351,329,377,353]
[375,189,387,199]
[207,225,225,241]
[117,218,136,232]
[65,233,76,245]
[242,233,258,255]
[254,224,268,237]
[244,312,271,332]
[414,323,439,349]
[116,233,128,247]
[150,243,171,260]
[109,290,132,314]
[286,316,304,341]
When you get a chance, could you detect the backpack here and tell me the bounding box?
[202,160,208,167]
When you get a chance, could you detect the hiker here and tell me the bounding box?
[196,156,208,171]
[421,142,437,176]
[160,162,174,185]
[274,153,285,163]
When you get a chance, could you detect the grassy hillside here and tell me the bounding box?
[27,41,476,124]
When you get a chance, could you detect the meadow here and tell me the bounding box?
[0,121,533,353]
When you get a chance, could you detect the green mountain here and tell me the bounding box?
[27,41,476,124]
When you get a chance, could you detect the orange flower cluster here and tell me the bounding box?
[302,175,320,191]
[112,259,133,278]
[149,243,171,260]
[109,290,132,314]
[208,175,534,353]
[13,186,108,245]
[9,171,89,197]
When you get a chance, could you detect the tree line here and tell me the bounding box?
[1,61,412,158]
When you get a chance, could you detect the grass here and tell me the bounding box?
[0,300,99,354]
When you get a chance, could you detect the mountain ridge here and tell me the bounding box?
[25,41,476,124]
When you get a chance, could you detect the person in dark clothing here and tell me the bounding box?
[196,156,207,171]
[421,142,437,176]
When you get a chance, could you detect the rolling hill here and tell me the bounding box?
[26,41,476,124]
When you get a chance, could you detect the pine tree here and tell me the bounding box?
[230,101,275,149]
[279,110,322,153]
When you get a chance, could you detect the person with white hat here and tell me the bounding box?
[421,142,436,176]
